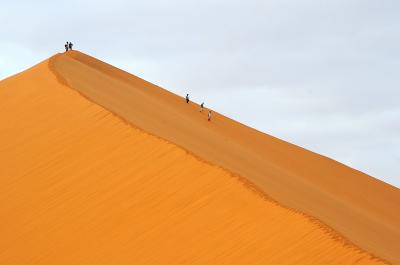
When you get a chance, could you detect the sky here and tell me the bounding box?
[1,0,399,187]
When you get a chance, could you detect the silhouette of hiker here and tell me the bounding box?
[186,94,189,104]
[65,42,69,52]
[208,110,212,121]
[200,102,204,112]
[68,42,73,51]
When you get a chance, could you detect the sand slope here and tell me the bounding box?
[0,52,396,264]
[47,51,400,263]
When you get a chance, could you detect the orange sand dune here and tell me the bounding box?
[0,52,396,264]
[48,51,400,263]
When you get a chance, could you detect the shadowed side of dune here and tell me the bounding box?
[0,57,388,264]
[48,51,400,263]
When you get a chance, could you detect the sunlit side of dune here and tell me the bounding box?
[50,51,400,263]
[0,59,386,264]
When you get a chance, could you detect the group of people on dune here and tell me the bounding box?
[64,42,73,52]
[185,94,212,121]
[61,43,211,121]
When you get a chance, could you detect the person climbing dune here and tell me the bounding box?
[208,110,212,121]
[186,94,189,104]
[68,42,73,50]
[200,102,204,112]
[65,42,69,52]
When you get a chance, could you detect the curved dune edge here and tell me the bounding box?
[41,56,390,264]
[48,51,400,264]
[51,51,400,263]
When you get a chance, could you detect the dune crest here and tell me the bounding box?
[47,51,400,263]
[0,52,397,264]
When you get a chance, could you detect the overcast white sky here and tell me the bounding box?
[1,0,399,187]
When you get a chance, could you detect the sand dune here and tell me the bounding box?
[0,52,397,264]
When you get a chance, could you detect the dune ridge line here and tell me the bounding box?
[46,53,390,264]
[48,51,400,264]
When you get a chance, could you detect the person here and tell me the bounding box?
[208,110,212,121]
[185,94,189,104]
[68,42,73,50]
[200,102,204,112]
[65,42,69,52]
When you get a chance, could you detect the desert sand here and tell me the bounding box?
[0,51,398,264]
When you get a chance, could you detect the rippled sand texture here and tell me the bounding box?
[0,53,397,264]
